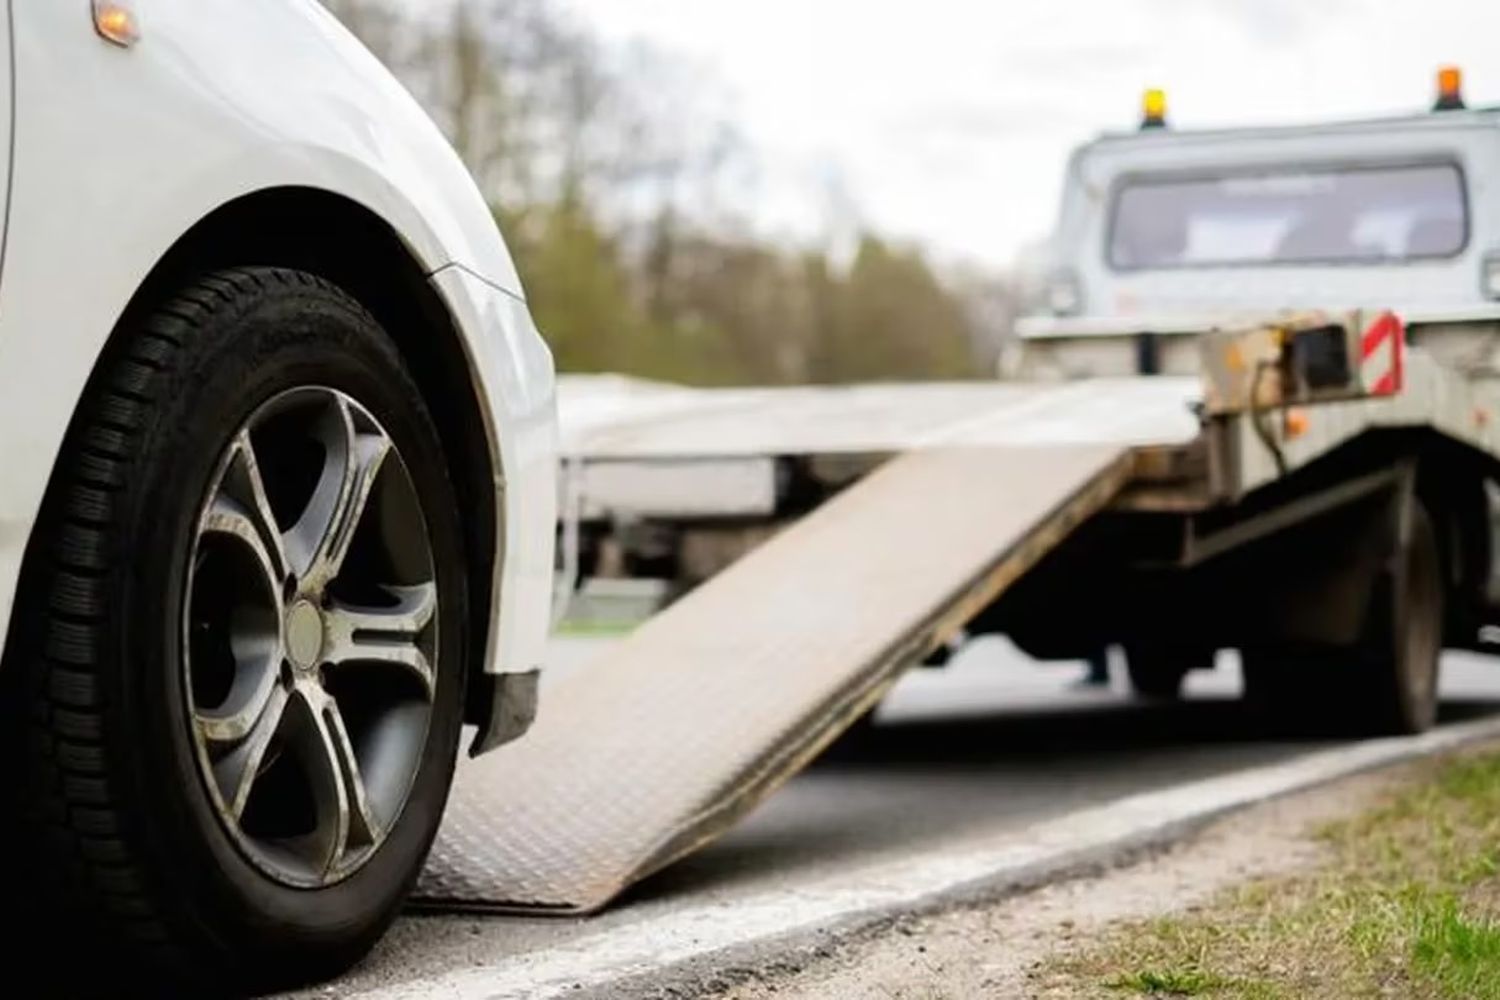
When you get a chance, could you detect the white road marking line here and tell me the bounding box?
[356,715,1500,1000]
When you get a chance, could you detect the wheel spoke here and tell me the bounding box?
[224,432,288,580]
[193,635,282,746]
[324,583,437,697]
[285,397,391,590]
[296,687,380,874]
[198,433,287,586]
[207,684,290,821]
[319,695,381,854]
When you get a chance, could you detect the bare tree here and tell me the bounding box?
[318,0,996,386]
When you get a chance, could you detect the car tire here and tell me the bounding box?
[7,268,468,992]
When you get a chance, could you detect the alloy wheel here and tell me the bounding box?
[184,387,438,887]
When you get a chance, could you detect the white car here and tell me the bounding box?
[0,0,556,989]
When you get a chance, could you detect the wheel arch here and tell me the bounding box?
[113,187,501,724]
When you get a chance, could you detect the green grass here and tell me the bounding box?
[1036,748,1500,998]
[1410,895,1500,1000]
[552,618,638,638]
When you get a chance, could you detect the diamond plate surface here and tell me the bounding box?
[415,445,1130,912]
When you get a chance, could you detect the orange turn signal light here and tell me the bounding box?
[1284,408,1310,440]
[93,0,140,48]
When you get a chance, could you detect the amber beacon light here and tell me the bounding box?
[1140,88,1168,130]
[93,0,141,48]
[1434,65,1465,111]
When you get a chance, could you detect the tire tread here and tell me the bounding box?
[13,267,374,982]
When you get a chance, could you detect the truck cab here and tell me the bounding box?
[1015,69,1500,377]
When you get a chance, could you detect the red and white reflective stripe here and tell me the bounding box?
[1360,311,1405,397]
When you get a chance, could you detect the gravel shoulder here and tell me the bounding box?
[710,750,1475,1000]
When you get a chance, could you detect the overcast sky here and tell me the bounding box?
[564,0,1500,270]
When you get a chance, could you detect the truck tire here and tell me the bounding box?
[1123,645,1207,700]
[1241,500,1443,736]
[1354,499,1443,734]
[7,268,468,992]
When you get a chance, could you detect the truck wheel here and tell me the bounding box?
[1241,501,1442,736]
[1353,500,1443,734]
[1123,645,1206,700]
[9,268,467,991]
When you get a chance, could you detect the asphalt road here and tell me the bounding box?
[305,637,1500,999]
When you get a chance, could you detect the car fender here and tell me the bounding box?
[0,0,553,675]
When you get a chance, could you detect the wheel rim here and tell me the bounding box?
[184,387,438,888]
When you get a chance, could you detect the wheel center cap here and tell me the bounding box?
[285,600,325,671]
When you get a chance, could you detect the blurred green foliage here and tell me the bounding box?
[323,0,997,385]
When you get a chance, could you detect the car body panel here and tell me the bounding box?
[0,4,10,280]
[0,1,554,680]
[431,265,558,678]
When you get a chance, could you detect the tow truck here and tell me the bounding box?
[419,68,1500,915]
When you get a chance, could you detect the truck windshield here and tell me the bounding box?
[1109,162,1467,270]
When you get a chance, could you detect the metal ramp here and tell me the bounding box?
[415,444,1133,913]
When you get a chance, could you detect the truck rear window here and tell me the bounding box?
[1108,162,1467,270]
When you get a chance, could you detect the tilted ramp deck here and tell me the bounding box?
[416,444,1134,912]
[415,378,1207,912]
